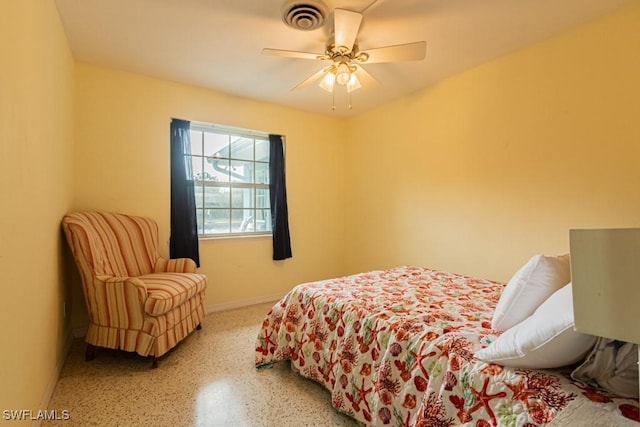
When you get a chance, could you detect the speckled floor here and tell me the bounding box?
[44,302,362,427]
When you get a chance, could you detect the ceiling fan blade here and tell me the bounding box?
[353,65,379,88]
[359,41,427,64]
[361,0,386,14]
[333,9,362,52]
[292,67,331,91]
[262,48,326,61]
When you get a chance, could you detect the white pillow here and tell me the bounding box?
[476,283,596,369]
[491,253,570,331]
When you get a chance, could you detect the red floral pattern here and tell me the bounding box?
[255,266,639,426]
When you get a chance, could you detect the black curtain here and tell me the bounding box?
[269,134,292,260]
[170,119,200,266]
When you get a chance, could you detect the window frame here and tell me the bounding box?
[189,122,272,239]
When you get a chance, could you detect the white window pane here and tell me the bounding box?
[188,124,274,237]
[255,139,269,162]
[256,188,269,209]
[230,160,253,183]
[196,208,205,234]
[255,162,269,185]
[204,186,230,209]
[256,209,272,232]
[231,209,255,232]
[231,187,254,209]
[189,130,203,155]
[204,157,230,182]
[204,132,229,158]
[230,137,254,161]
[195,185,204,208]
[191,156,208,181]
[204,209,230,234]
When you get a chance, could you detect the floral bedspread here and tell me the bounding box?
[255,266,639,426]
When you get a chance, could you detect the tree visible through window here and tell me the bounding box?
[188,124,271,236]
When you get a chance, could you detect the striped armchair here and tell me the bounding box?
[62,211,207,367]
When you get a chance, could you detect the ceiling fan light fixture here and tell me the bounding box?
[335,62,351,86]
[355,51,369,63]
[319,70,336,92]
[346,73,361,93]
[266,3,426,110]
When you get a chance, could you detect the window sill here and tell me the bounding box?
[198,233,272,241]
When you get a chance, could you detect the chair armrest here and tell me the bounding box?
[154,258,197,273]
[92,275,147,329]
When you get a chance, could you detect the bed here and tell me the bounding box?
[255,265,639,426]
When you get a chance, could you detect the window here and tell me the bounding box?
[188,123,271,237]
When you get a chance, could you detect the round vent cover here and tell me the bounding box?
[282,0,328,31]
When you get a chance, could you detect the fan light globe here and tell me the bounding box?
[319,71,336,92]
[346,73,361,92]
[335,62,351,86]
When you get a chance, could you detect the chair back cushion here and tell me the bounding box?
[62,212,160,277]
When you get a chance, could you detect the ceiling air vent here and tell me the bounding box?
[282,0,328,31]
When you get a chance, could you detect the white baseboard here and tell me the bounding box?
[205,294,283,313]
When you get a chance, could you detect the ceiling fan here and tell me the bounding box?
[263,1,427,105]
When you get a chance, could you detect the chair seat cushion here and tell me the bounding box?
[141,273,207,316]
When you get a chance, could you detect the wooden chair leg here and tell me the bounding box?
[85,343,96,362]
[196,323,202,330]
[151,357,158,369]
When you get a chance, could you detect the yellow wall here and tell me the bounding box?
[0,0,75,418]
[3,0,639,418]
[345,3,640,282]
[72,63,347,326]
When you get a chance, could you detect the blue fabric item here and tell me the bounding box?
[170,119,200,267]
[269,134,292,261]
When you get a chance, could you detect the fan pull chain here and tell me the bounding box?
[332,90,336,111]
[348,91,352,110]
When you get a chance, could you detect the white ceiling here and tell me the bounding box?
[54,0,637,117]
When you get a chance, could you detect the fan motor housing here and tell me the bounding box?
[282,0,328,31]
